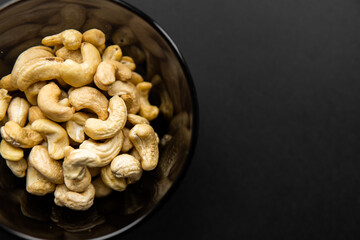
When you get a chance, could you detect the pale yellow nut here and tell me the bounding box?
[84,95,127,140]
[64,167,91,193]
[127,113,150,126]
[93,176,112,198]
[0,89,11,121]
[121,56,136,71]
[71,112,94,125]
[28,145,64,184]
[0,74,17,91]
[42,29,82,50]
[26,165,55,196]
[107,81,140,114]
[121,127,133,153]
[137,82,159,121]
[94,60,132,90]
[31,119,69,160]
[7,97,30,127]
[130,148,141,161]
[28,106,46,124]
[0,139,23,161]
[82,29,106,53]
[79,129,123,164]
[24,81,46,105]
[129,72,144,85]
[1,121,43,148]
[68,86,109,120]
[129,124,159,171]
[55,47,82,63]
[111,154,142,184]
[102,45,122,61]
[66,120,85,143]
[54,184,95,211]
[6,158,27,178]
[100,165,127,192]
[37,82,75,122]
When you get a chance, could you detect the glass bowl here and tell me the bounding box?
[0,0,198,239]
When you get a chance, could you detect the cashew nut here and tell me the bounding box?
[55,47,82,63]
[121,56,136,71]
[68,86,109,120]
[82,29,106,53]
[24,81,46,105]
[129,72,144,86]
[107,81,140,114]
[64,167,91,193]
[100,165,127,192]
[0,139,23,161]
[121,128,133,152]
[0,89,11,121]
[92,176,112,198]
[102,45,122,61]
[110,154,142,184]
[94,60,132,90]
[0,74,17,91]
[6,158,27,178]
[137,82,159,121]
[31,119,69,160]
[26,165,55,196]
[84,96,127,140]
[37,82,75,122]
[66,112,94,143]
[127,113,150,126]
[42,29,82,51]
[7,97,30,127]
[129,124,159,171]
[1,121,43,148]
[28,146,64,184]
[79,129,123,164]
[54,184,95,211]
[28,106,46,124]
[130,148,141,162]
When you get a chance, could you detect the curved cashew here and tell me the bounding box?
[79,129,123,164]
[28,106,46,124]
[127,113,150,126]
[28,146,64,184]
[24,81,46,105]
[107,81,140,114]
[6,158,27,178]
[129,124,159,171]
[31,119,69,160]
[26,165,55,196]
[55,47,82,63]
[111,154,142,184]
[84,96,127,140]
[100,165,127,192]
[64,167,91,193]
[121,128,133,152]
[94,60,132,90]
[42,29,82,51]
[102,45,122,61]
[68,86,109,120]
[121,56,136,71]
[0,139,23,161]
[82,29,106,53]
[0,89,11,121]
[1,121,43,148]
[137,82,159,121]
[37,82,75,122]
[54,184,95,211]
[129,72,144,85]
[152,74,174,120]
[93,176,112,198]
[7,97,30,127]
[0,74,17,91]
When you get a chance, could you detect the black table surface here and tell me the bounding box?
[3,0,360,239]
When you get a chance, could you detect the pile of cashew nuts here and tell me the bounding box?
[0,29,160,211]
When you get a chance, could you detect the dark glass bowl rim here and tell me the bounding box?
[0,0,199,239]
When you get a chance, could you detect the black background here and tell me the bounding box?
[4,0,360,239]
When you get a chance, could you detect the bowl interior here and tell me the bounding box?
[0,0,197,239]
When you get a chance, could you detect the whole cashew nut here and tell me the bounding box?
[26,165,55,196]
[127,113,150,126]
[68,86,109,120]
[0,139,24,161]
[129,72,144,86]
[6,158,27,178]
[100,165,127,192]
[129,124,159,171]
[107,81,140,114]
[1,121,43,148]
[7,97,30,127]
[137,82,159,121]
[82,29,106,53]
[64,167,91,193]
[84,95,127,140]
[94,60,132,90]
[102,45,122,61]
[54,184,95,211]
[0,89,11,121]
[110,154,142,184]
[24,81,46,106]
[42,29,83,51]
[31,119,69,160]
[0,74,17,91]
[37,82,75,122]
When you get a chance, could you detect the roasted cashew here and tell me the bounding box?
[81,11,112,40]
[94,60,132,90]
[121,56,136,71]
[137,82,159,121]
[82,29,106,53]
[65,112,94,143]
[55,47,82,63]
[92,176,112,198]
[127,113,150,126]
[84,96,127,140]
[6,158,27,178]
[130,148,141,161]
[129,124,159,171]
[28,106,46,124]
[7,97,30,127]
[0,74,17,91]
[64,167,91,193]
[37,82,75,122]
[54,184,95,211]
[121,128,133,152]
[26,165,55,196]
[0,89,11,121]
[111,154,142,184]
[68,86,109,120]
[28,146,64,184]
[42,29,82,51]
[102,45,122,61]
[24,81,46,105]
[0,139,23,161]
[129,72,144,86]
[1,121,43,148]
[107,81,140,114]
[100,165,127,192]
[152,74,174,120]
[79,129,123,164]
[31,119,69,160]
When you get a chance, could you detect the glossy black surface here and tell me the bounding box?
[0,0,197,239]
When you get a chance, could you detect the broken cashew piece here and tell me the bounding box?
[0,139,23,161]
[100,165,127,192]
[94,60,132,90]
[129,124,159,171]
[137,82,159,121]
[0,89,11,121]
[24,81,46,105]
[7,97,30,127]
[54,184,95,211]
[65,112,93,143]
[1,121,43,148]
[42,29,82,50]
[82,29,106,53]
[111,154,142,184]
[6,158,27,178]
[102,45,122,61]
[121,56,136,71]
[31,119,69,160]
[56,47,82,63]
[37,82,75,122]
[26,165,55,196]
[85,95,127,140]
